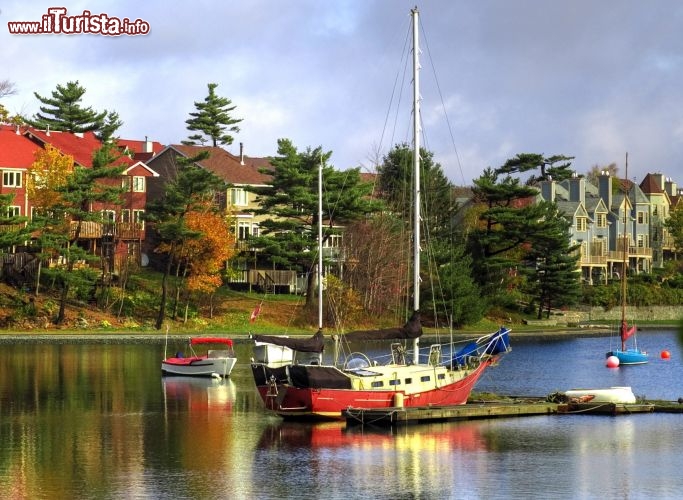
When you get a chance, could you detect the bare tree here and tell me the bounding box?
[0,79,17,99]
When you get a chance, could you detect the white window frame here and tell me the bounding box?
[6,206,20,217]
[132,176,145,192]
[3,170,22,188]
[132,209,145,228]
[102,210,116,223]
[230,188,248,207]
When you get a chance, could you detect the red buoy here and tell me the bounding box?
[661,350,671,360]
[606,355,620,368]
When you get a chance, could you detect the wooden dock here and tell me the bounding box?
[343,401,558,426]
[343,398,682,426]
[557,402,655,415]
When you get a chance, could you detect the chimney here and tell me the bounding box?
[540,178,556,202]
[598,170,612,210]
[144,136,153,153]
[568,173,585,205]
[239,142,245,165]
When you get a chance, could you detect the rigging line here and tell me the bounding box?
[418,14,467,187]
[378,25,412,158]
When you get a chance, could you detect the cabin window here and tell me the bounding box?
[389,379,400,386]
[371,381,384,388]
[437,373,446,380]
[420,376,430,383]
[3,170,22,188]
[404,378,412,384]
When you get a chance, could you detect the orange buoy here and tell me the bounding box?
[661,350,671,360]
[606,355,620,368]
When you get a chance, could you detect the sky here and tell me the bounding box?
[2,0,683,186]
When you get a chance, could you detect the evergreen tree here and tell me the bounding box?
[520,201,581,318]
[378,143,455,237]
[145,151,227,329]
[25,81,111,134]
[183,83,242,147]
[251,139,381,305]
[468,167,539,295]
[42,141,127,324]
[496,153,575,185]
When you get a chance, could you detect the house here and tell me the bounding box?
[537,171,654,284]
[144,143,297,291]
[0,125,159,277]
[639,173,678,265]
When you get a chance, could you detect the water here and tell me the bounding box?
[0,330,681,499]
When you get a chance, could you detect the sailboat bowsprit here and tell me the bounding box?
[250,7,511,420]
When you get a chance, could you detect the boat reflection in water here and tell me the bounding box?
[258,419,486,452]
[162,376,236,412]
[254,419,489,498]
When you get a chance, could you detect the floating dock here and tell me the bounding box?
[343,398,682,426]
[343,400,557,426]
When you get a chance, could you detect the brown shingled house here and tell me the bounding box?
[144,143,295,291]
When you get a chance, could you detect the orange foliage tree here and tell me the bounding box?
[174,206,235,317]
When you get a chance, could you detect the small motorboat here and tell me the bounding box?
[162,337,237,378]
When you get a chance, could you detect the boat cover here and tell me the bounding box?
[288,365,352,389]
[189,337,233,347]
[253,329,325,353]
[341,310,423,342]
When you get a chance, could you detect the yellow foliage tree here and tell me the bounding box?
[27,144,75,210]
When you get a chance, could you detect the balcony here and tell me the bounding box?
[70,221,144,240]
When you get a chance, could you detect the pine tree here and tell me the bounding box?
[183,83,242,147]
[40,141,127,324]
[25,81,109,134]
[251,139,381,305]
[520,201,581,318]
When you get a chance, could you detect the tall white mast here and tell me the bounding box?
[411,7,421,364]
[318,155,324,332]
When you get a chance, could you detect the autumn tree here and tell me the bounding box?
[665,203,683,259]
[26,145,75,294]
[339,214,408,317]
[183,83,242,147]
[176,207,235,319]
[146,151,227,329]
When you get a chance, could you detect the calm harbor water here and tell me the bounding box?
[0,329,681,499]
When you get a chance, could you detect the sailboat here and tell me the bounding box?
[605,154,648,365]
[250,7,511,420]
